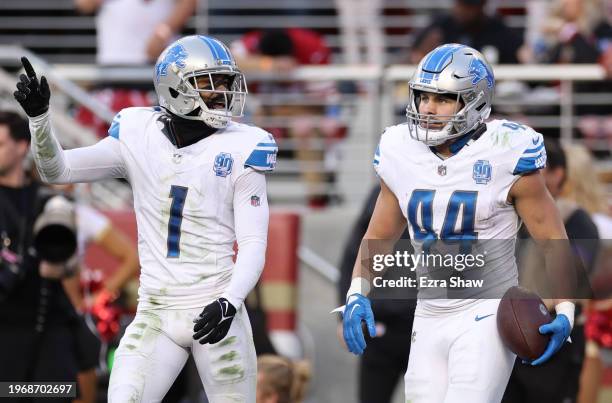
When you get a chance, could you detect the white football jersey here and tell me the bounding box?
[108,107,277,309]
[374,119,546,313]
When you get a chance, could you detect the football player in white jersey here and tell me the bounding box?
[14,35,277,402]
[339,44,576,402]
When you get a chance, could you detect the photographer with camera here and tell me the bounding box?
[0,110,81,394]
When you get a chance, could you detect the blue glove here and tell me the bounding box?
[342,293,376,355]
[530,314,571,366]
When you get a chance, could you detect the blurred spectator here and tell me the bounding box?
[559,143,612,403]
[503,138,599,403]
[0,111,80,395]
[335,0,384,65]
[560,143,612,235]
[534,0,612,65]
[56,185,139,311]
[410,0,522,64]
[73,0,197,138]
[74,0,197,66]
[256,354,311,403]
[530,0,612,147]
[232,29,343,207]
[337,185,415,403]
[232,28,331,72]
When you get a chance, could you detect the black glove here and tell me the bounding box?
[13,57,50,117]
[193,297,236,344]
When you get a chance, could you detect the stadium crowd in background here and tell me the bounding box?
[231,28,343,207]
[409,0,523,64]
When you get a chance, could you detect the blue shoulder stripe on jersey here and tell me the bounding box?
[245,148,277,171]
[108,116,120,139]
[256,142,277,148]
[523,142,544,155]
[513,151,547,175]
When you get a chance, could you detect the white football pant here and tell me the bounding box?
[108,306,256,403]
[405,299,516,403]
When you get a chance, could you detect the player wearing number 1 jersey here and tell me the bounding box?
[14,36,277,402]
[339,44,576,402]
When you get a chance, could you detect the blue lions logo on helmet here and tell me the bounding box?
[155,44,188,83]
[468,59,494,89]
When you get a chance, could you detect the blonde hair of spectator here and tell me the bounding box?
[549,0,605,36]
[257,354,311,403]
[561,143,607,214]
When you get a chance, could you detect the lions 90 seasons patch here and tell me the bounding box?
[214,152,233,177]
[473,160,492,184]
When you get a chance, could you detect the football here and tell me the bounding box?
[497,286,552,360]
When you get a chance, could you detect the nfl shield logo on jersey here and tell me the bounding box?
[250,195,261,207]
[473,160,492,185]
[214,152,233,177]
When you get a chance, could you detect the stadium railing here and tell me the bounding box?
[0,45,609,209]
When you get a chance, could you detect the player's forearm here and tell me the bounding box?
[225,170,270,308]
[30,113,126,183]
[223,238,267,308]
[347,233,397,297]
[28,111,71,183]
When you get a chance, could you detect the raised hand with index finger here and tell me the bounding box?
[13,57,50,117]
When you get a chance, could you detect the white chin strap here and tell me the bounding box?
[412,120,456,146]
[196,96,231,129]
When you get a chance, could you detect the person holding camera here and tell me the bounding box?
[0,110,81,394]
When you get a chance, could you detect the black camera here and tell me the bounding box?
[33,195,78,272]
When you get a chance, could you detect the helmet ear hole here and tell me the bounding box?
[169,88,180,98]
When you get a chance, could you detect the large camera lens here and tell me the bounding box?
[34,224,77,263]
[33,195,78,264]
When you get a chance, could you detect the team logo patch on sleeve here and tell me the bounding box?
[250,195,261,207]
[213,152,234,177]
[473,160,492,184]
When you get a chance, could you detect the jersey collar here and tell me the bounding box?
[429,123,487,158]
[159,111,218,149]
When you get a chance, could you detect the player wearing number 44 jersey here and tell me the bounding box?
[14,36,277,402]
[339,44,575,403]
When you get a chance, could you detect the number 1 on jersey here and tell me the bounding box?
[167,185,188,258]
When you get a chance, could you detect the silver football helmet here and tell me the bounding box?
[153,35,247,129]
[406,44,495,146]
